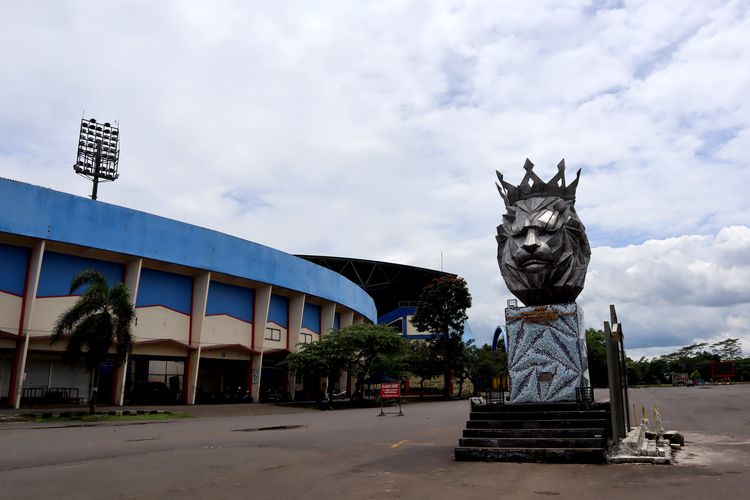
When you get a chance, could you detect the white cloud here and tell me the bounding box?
[1,1,749,357]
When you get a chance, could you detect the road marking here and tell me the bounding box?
[389,440,434,448]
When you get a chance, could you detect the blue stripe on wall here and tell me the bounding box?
[333,312,340,331]
[0,243,28,296]
[206,281,254,323]
[268,294,289,327]
[136,268,193,314]
[37,252,123,297]
[302,303,321,333]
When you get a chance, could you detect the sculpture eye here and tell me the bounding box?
[536,210,553,224]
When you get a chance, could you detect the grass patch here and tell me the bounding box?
[33,412,191,423]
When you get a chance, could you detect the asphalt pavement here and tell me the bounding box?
[1,385,749,499]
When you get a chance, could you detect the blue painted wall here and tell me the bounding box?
[378,306,433,339]
[136,268,192,314]
[333,312,340,331]
[206,281,254,323]
[377,306,413,327]
[0,178,376,321]
[302,303,321,333]
[0,243,28,296]
[268,294,289,327]
[37,252,123,297]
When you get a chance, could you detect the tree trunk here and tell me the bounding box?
[89,365,101,416]
[443,368,451,398]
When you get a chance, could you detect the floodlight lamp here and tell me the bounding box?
[73,117,120,200]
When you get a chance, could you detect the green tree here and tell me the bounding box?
[585,328,608,387]
[50,270,135,415]
[710,338,743,361]
[406,341,441,397]
[285,324,408,399]
[464,342,506,395]
[411,276,472,397]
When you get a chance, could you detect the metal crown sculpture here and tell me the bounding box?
[496,159,591,306]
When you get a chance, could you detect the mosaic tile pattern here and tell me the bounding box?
[505,302,590,403]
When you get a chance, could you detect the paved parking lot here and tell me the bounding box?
[1,385,748,499]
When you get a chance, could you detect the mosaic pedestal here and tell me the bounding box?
[505,302,589,403]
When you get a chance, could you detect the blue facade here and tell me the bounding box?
[136,268,193,314]
[378,306,432,339]
[37,252,124,297]
[0,178,376,321]
[206,281,254,323]
[268,294,289,327]
[302,303,321,333]
[0,243,28,296]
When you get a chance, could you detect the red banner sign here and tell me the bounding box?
[380,382,400,399]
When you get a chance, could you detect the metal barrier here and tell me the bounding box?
[20,387,82,404]
[484,390,505,405]
[575,386,594,406]
[21,387,47,401]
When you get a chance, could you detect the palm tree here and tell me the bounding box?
[51,269,135,415]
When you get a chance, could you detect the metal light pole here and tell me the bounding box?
[74,118,120,200]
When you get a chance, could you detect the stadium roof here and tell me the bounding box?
[296,255,455,315]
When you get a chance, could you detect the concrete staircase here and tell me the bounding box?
[455,401,611,463]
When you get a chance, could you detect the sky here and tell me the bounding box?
[2,1,749,359]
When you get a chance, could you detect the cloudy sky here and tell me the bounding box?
[2,1,749,358]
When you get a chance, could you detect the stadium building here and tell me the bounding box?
[0,178,377,408]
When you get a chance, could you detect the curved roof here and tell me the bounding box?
[296,255,454,314]
[0,178,376,321]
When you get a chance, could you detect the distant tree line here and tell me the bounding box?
[585,330,748,386]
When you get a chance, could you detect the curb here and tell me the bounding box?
[23,409,169,419]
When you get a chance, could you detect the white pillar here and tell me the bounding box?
[251,285,272,403]
[287,293,305,400]
[10,240,45,409]
[288,293,305,353]
[115,258,142,406]
[321,303,336,335]
[338,309,354,394]
[340,310,354,329]
[186,272,210,405]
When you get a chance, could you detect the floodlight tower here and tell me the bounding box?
[74,118,120,200]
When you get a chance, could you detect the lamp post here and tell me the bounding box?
[74,118,120,200]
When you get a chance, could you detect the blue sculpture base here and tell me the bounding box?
[505,302,590,403]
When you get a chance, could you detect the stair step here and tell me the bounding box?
[466,419,607,430]
[463,428,605,439]
[472,402,608,413]
[470,410,608,421]
[454,446,606,464]
[459,437,605,448]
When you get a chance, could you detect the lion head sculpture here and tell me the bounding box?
[496,159,591,306]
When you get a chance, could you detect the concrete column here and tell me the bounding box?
[186,272,211,405]
[251,285,272,403]
[287,293,305,400]
[288,293,305,353]
[340,310,354,329]
[115,258,142,406]
[9,240,45,409]
[321,303,335,335]
[338,309,354,394]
